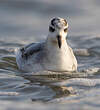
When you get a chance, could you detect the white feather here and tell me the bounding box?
[15,17,77,73]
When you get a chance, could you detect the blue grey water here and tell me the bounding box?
[0,0,100,110]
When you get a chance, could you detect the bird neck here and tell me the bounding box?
[45,37,69,52]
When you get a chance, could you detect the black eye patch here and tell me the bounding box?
[64,28,68,32]
[49,26,55,32]
[51,18,59,26]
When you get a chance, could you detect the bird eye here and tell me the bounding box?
[49,26,55,32]
[64,28,68,32]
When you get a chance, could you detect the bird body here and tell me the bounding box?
[15,17,77,73]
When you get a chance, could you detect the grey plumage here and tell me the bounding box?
[15,17,77,73]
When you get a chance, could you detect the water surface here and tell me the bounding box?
[0,0,100,110]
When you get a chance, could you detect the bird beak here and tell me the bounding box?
[57,35,62,48]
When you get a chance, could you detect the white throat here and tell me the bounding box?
[44,36,74,72]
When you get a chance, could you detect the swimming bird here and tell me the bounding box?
[15,17,77,73]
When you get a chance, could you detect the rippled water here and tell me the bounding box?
[0,0,100,110]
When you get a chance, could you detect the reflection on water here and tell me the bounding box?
[0,0,100,110]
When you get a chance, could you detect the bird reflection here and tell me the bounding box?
[22,73,76,101]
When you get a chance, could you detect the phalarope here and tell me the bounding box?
[15,17,77,73]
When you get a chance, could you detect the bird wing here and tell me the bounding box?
[20,42,45,59]
[69,46,77,70]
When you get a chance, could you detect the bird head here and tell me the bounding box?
[47,17,68,48]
